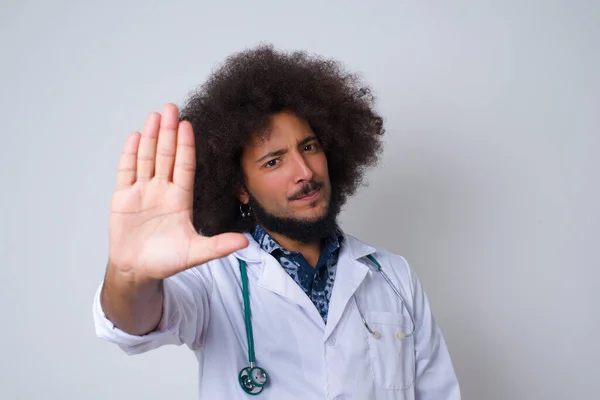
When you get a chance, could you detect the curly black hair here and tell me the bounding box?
[179,44,385,236]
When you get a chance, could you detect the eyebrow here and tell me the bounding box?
[255,136,318,164]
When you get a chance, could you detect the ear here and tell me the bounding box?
[238,186,250,205]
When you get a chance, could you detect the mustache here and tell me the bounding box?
[289,181,323,201]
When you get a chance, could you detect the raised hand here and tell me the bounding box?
[108,103,249,282]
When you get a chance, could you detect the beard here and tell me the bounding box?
[247,183,340,244]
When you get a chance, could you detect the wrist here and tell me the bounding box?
[105,259,162,294]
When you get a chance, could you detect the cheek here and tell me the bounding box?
[252,173,289,201]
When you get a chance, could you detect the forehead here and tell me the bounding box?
[247,111,315,149]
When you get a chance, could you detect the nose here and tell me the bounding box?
[291,151,314,182]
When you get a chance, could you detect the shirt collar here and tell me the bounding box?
[251,224,344,256]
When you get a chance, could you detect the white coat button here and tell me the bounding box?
[326,337,337,346]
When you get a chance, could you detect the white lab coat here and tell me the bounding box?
[93,231,461,399]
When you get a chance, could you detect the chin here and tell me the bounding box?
[295,204,328,220]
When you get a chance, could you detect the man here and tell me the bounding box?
[93,44,461,399]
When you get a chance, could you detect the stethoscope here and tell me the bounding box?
[237,254,416,395]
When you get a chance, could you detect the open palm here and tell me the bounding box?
[108,104,248,281]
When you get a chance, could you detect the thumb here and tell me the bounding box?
[187,232,250,267]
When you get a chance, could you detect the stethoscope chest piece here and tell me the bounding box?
[239,366,268,395]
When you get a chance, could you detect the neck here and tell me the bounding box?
[264,229,322,268]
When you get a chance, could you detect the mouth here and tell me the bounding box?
[293,187,321,201]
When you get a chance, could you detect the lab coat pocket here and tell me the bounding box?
[367,311,415,390]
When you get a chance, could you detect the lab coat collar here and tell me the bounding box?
[340,231,377,261]
[232,230,378,336]
[248,229,327,329]
[323,231,376,339]
[231,232,265,262]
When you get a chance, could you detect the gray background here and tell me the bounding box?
[1,0,598,399]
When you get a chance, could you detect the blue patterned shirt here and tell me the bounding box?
[251,225,343,323]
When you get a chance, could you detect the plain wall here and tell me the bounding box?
[1,1,598,399]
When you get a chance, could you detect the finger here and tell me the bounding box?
[115,132,141,190]
[172,120,196,192]
[154,104,179,181]
[186,233,250,268]
[136,112,160,181]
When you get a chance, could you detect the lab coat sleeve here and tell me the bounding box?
[406,259,462,400]
[92,266,212,355]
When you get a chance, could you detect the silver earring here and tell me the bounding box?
[240,204,252,218]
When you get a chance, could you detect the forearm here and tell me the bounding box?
[100,261,164,336]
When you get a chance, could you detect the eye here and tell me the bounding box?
[264,159,280,168]
[303,143,318,152]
